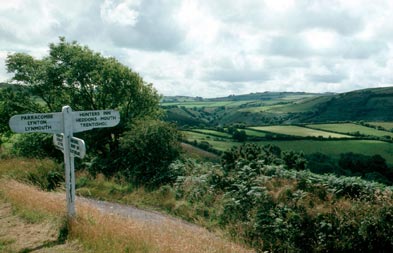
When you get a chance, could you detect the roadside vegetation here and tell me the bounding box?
[2,38,393,252]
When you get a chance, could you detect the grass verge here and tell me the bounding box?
[0,179,253,253]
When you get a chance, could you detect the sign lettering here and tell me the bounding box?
[53,133,86,158]
[9,112,62,133]
[9,106,120,218]
[72,110,120,132]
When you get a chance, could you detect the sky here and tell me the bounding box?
[0,0,393,98]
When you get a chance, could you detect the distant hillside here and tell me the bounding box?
[305,87,393,122]
[162,92,324,126]
[162,87,393,126]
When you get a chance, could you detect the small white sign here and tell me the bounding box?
[9,106,121,218]
[72,110,120,133]
[53,133,86,159]
[9,112,62,133]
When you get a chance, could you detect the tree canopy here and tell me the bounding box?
[4,37,180,186]
[6,37,161,118]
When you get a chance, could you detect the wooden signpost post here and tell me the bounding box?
[9,105,120,218]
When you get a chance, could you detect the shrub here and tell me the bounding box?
[12,133,62,160]
[21,159,64,191]
[119,120,182,188]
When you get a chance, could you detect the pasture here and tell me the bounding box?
[251,140,393,164]
[182,129,393,165]
[243,129,267,137]
[367,122,393,131]
[191,129,232,138]
[182,131,238,151]
[161,100,254,108]
[249,125,352,138]
[307,123,393,138]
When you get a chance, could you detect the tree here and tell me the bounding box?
[0,85,39,134]
[232,129,247,142]
[282,151,307,171]
[5,38,174,182]
[119,120,182,187]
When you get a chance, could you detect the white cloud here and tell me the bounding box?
[0,51,11,82]
[100,0,140,26]
[0,0,392,97]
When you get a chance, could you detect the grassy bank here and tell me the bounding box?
[0,158,253,253]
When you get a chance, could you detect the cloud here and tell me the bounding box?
[101,0,185,51]
[101,0,140,26]
[267,35,311,57]
[308,73,346,83]
[0,51,11,82]
[205,68,271,83]
[0,0,393,97]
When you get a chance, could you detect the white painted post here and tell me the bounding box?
[62,106,76,217]
[9,106,120,218]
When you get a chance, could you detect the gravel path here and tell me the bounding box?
[78,197,197,228]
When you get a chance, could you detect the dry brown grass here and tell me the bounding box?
[0,157,57,177]
[0,179,254,253]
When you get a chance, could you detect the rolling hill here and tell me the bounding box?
[162,87,393,126]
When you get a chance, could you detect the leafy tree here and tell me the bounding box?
[6,38,161,152]
[232,129,247,142]
[5,38,180,185]
[282,151,307,171]
[0,85,39,134]
[12,133,62,160]
[119,120,182,187]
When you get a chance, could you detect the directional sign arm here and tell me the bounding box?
[9,112,62,133]
[72,110,120,132]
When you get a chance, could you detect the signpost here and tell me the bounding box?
[9,106,120,218]
[9,112,62,133]
[53,133,86,159]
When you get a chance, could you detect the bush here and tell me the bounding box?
[21,159,64,191]
[119,120,182,188]
[12,133,62,161]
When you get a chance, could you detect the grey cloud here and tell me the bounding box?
[340,39,388,59]
[207,0,364,35]
[266,35,311,57]
[265,35,388,60]
[102,0,185,52]
[204,68,271,83]
[308,73,346,83]
[289,8,364,35]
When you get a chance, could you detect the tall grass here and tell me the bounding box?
[0,180,253,253]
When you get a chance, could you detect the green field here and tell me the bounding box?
[239,104,288,113]
[182,131,238,151]
[192,129,232,138]
[249,125,352,138]
[183,130,393,164]
[367,122,393,131]
[241,96,333,114]
[162,100,254,108]
[252,140,393,164]
[307,123,393,138]
[243,129,267,137]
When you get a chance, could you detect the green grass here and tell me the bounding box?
[241,96,333,114]
[182,131,238,151]
[277,96,332,113]
[182,130,393,165]
[162,100,254,108]
[367,122,393,131]
[239,104,288,113]
[307,123,393,138]
[192,129,232,138]
[12,205,48,224]
[251,139,393,164]
[249,125,352,138]
[243,129,267,137]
